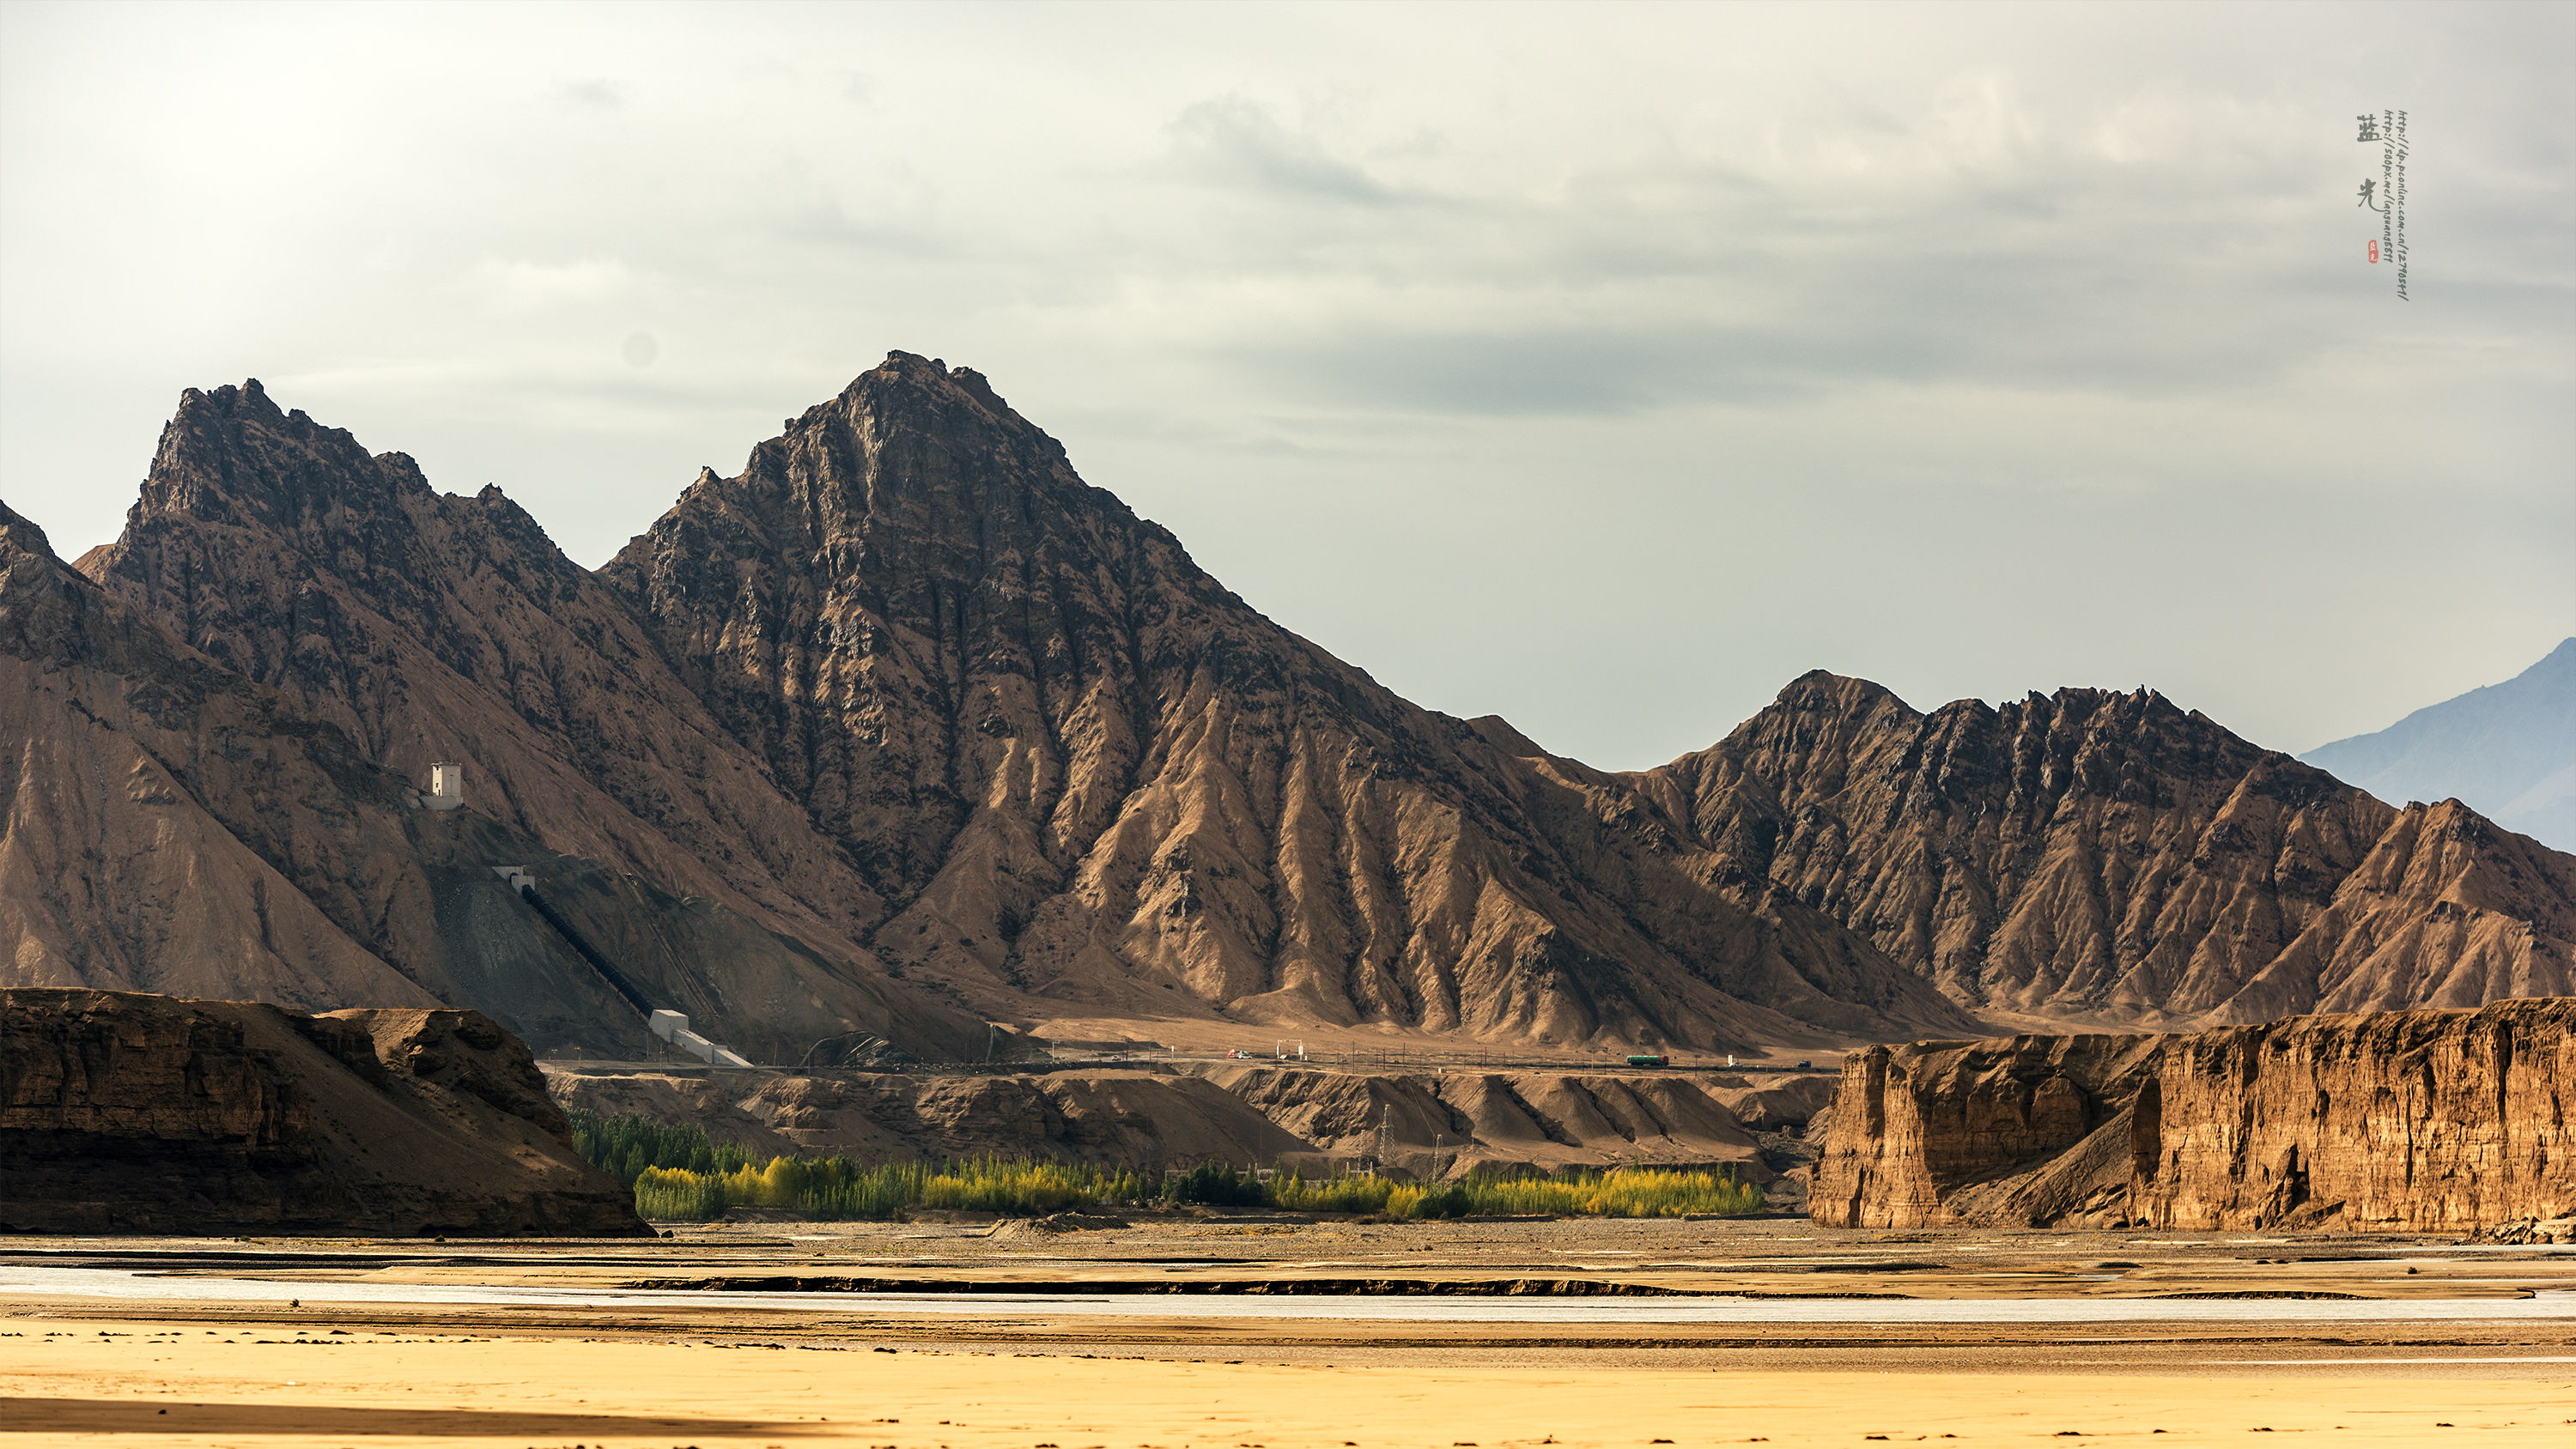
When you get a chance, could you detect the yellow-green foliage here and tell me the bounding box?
[632,1165,729,1221]
[631,1157,1763,1221]
[626,1152,1155,1222]
[568,1107,751,1183]
[592,1107,1761,1223]
[1273,1165,1760,1220]
[1439,1166,1762,1219]
[917,1157,1152,1216]
[1269,1173,1397,1214]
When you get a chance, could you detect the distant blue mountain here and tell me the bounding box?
[2302,638,2574,853]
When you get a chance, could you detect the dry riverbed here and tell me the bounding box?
[6,1212,2573,1446]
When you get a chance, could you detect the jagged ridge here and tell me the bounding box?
[15,354,2568,1053]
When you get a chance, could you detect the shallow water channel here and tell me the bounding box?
[6,1264,2573,1326]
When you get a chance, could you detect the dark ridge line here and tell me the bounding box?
[519,884,657,1017]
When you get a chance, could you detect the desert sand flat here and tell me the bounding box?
[6,1315,2575,1448]
[8,1220,2576,1446]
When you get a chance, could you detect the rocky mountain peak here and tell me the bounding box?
[2,499,61,564]
[137,379,426,533]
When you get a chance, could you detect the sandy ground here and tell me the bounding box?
[8,1216,2574,1446]
[9,1319,2573,1447]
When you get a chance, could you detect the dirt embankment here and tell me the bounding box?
[1811,997,2576,1233]
[1,988,648,1235]
[544,1061,1836,1184]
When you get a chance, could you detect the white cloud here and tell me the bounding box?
[1,0,2567,765]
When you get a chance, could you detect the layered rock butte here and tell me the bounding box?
[1809,997,2576,1233]
[9,353,2569,1062]
[0,987,647,1235]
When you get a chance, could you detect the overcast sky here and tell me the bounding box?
[3,1,2569,767]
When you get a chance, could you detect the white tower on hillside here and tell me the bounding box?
[428,762,465,810]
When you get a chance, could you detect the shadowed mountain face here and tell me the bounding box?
[21,354,2570,1055]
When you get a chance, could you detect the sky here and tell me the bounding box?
[3,1,2569,767]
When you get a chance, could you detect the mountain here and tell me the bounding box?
[2302,640,2575,852]
[1628,673,2574,1023]
[74,379,901,976]
[593,355,1974,1050]
[55,361,1974,1054]
[12,354,2568,1056]
[2,497,985,1063]
[2,501,440,1013]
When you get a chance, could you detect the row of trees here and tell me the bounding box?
[567,1109,1765,1222]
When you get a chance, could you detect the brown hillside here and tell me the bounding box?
[25,355,2568,1056]
[3,501,440,1012]
[1631,671,2574,1022]
[599,354,1975,1051]
[7,499,981,1062]
[76,382,897,972]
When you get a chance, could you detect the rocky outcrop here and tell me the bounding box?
[1631,672,2575,1023]
[1811,997,2576,1232]
[0,988,649,1235]
[546,1061,1796,1183]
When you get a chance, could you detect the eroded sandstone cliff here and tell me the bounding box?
[0,988,648,1234]
[1811,997,2576,1232]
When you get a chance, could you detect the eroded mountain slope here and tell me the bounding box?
[34,356,2569,1053]
[1628,672,2574,1022]
[6,500,983,1061]
[599,355,1975,1051]
[77,380,894,965]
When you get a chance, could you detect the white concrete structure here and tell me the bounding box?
[428,762,465,810]
[489,865,535,892]
[648,1008,753,1068]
